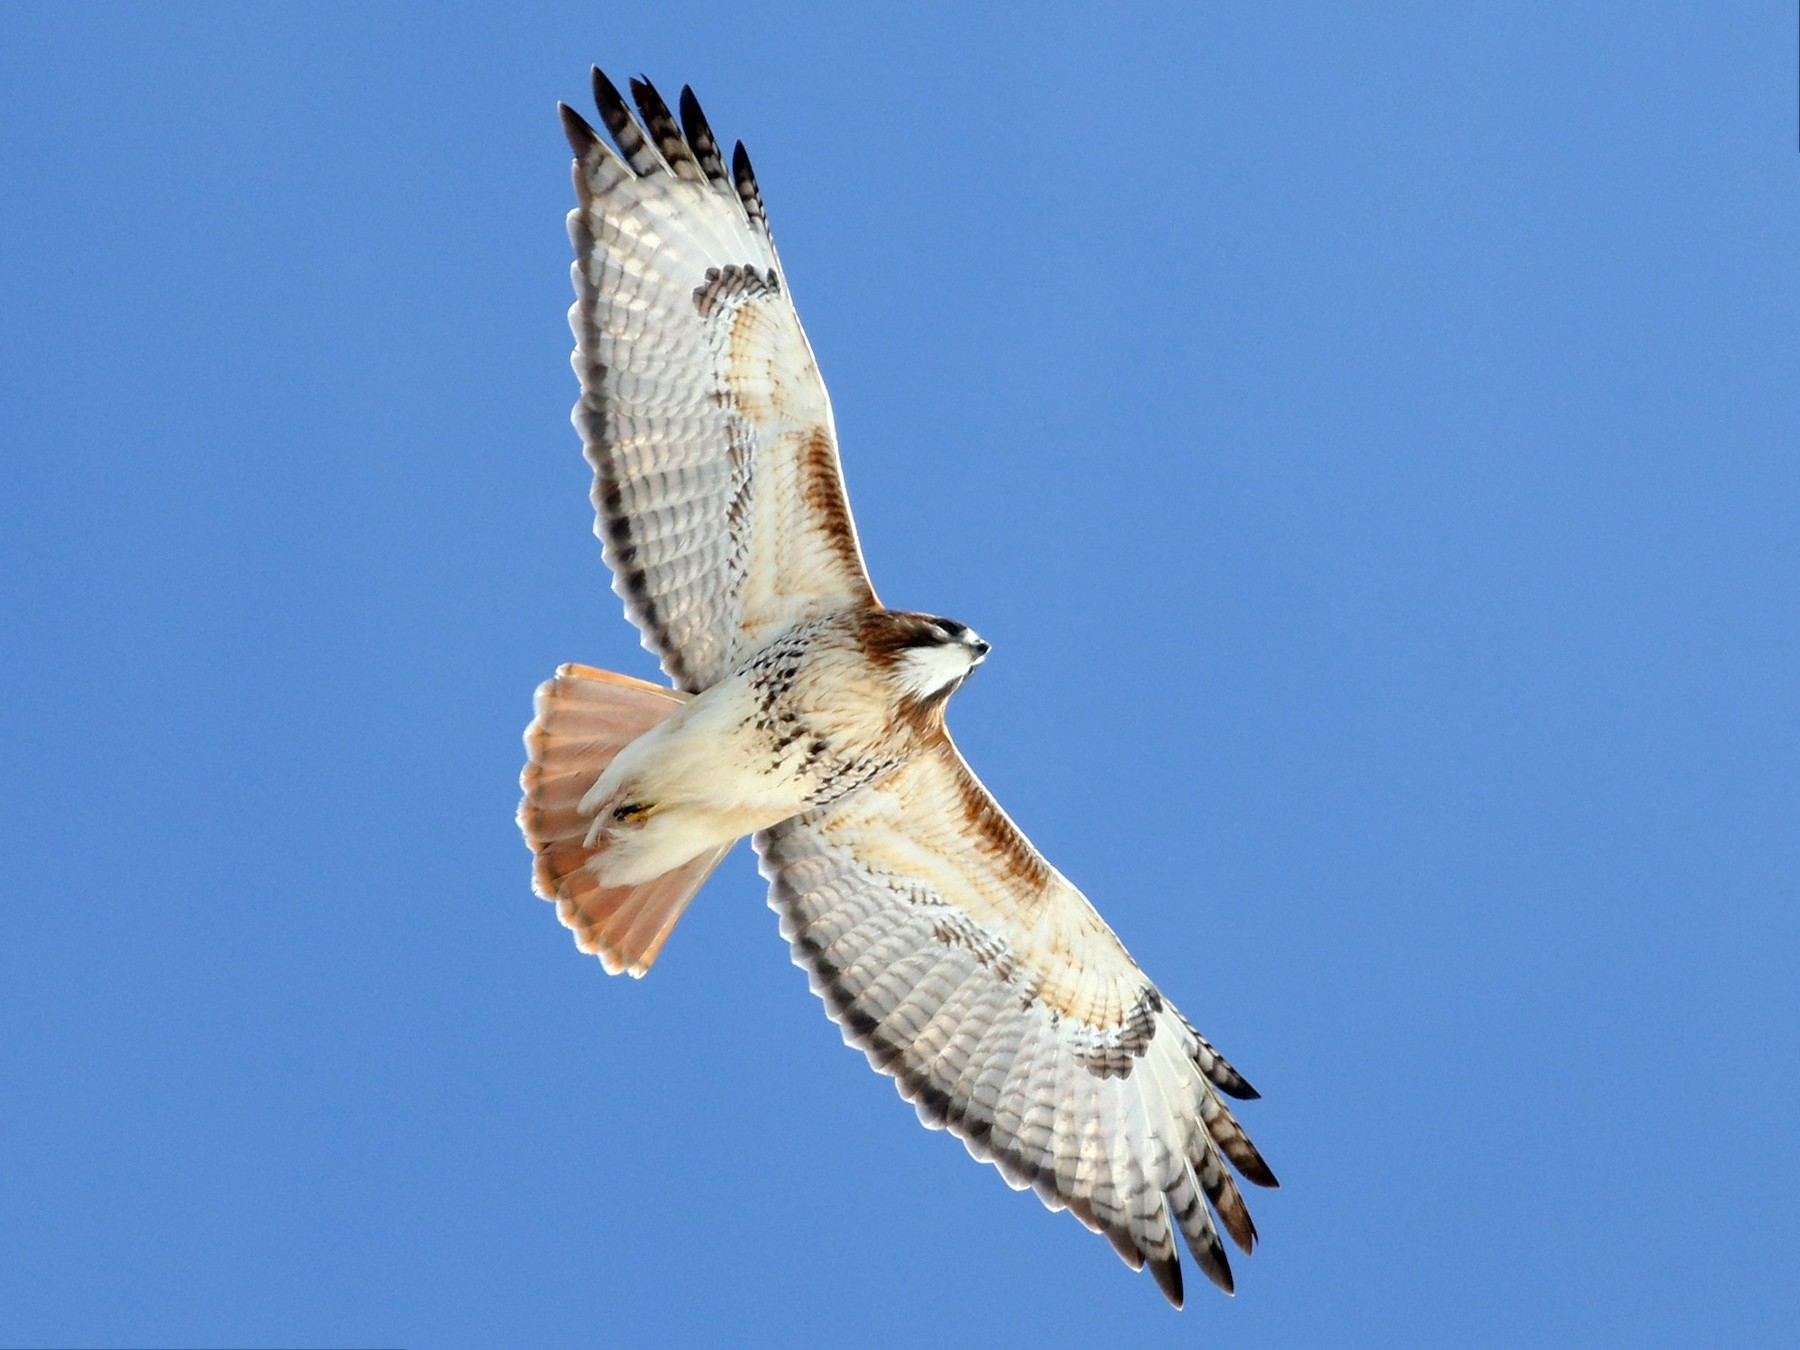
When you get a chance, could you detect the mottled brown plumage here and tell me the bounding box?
[520,67,1276,1308]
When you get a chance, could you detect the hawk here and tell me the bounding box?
[519,68,1277,1307]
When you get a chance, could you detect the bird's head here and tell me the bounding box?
[870,610,990,705]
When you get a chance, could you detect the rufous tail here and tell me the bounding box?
[518,664,731,977]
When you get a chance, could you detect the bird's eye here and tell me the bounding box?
[934,618,967,640]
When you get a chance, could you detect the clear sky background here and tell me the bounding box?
[3,4,1797,1347]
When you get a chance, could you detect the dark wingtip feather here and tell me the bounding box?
[589,67,642,163]
[627,74,670,127]
[1196,1235,1236,1295]
[558,102,599,156]
[1239,1152,1280,1189]
[1222,1119,1279,1189]
[1221,1074,1261,1101]
[587,66,664,177]
[1149,1252,1184,1308]
[677,84,729,186]
[627,75,700,179]
[1233,1209,1260,1255]
[731,139,769,232]
[1212,1176,1260,1255]
[590,65,628,130]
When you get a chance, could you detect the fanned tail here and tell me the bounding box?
[518,664,729,976]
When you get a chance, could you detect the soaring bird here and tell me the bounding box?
[519,68,1277,1307]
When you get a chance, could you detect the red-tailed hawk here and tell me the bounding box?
[519,68,1277,1307]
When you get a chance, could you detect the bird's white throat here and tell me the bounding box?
[894,641,980,701]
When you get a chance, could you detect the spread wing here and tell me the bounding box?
[560,71,877,693]
[754,743,1278,1306]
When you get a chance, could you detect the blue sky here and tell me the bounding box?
[3,4,1797,1346]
